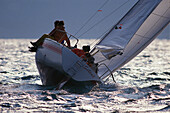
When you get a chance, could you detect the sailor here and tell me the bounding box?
[82,46,98,73]
[72,45,98,73]
[29,20,71,52]
[49,21,70,47]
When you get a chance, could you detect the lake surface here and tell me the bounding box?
[0,39,169,112]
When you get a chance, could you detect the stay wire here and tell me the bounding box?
[89,0,130,48]
[79,0,130,39]
[74,0,109,37]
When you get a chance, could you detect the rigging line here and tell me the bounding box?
[96,0,139,47]
[74,0,109,36]
[90,25,113,51]
[90,0,138,54]
[78,0,130,38]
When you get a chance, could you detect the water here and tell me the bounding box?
[0,39,169,112]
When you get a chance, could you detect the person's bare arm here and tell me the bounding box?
[61,34,70,47]
[65,36,71,47]
[49,29,56,36]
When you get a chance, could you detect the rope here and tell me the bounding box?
[74,0,109,36]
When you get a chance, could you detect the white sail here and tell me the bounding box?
[92,0,170,79]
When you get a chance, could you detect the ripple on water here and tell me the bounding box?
[0,39,169,112]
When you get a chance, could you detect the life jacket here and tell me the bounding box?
[71,48,86,59]
[72,48,94,65]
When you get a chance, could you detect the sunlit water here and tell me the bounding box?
[0,39,169,112]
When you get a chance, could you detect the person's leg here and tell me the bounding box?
[31,34,49,46]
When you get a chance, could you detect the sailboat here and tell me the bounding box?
[35,0,170,91]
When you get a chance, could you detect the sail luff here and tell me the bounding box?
[93,0,170,79]
[95,0,162,59]
[111,22,169,73]
[123,0,164,51]
[96,0,140,46]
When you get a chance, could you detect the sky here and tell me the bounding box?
[0,0,169,39]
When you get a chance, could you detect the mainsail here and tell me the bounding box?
[92,0,170,79]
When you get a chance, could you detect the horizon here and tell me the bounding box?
[0,0,169,39]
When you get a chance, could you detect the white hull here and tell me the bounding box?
[35,38,100,89]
